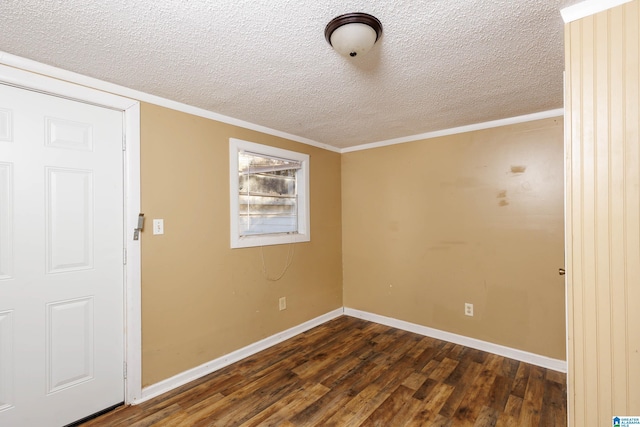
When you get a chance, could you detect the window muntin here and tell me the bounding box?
[230,139,310,248]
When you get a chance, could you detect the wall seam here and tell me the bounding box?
[591,15,602,422]
[605,8,616,416]
[621,4,630,411]
[578,18,588,424]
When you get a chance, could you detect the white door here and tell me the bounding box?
[0,83,124,426]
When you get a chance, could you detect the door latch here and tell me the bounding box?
[133,213,145,240]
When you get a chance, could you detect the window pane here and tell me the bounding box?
[239,151,301,174]
[238,151,299,236]
[239,173,296,198]
[239,215,298,235]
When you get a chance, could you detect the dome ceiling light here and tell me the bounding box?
[324,13,383,58]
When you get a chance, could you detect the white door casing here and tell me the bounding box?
[0,64,141,424]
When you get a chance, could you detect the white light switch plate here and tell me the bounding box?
[153,219,164,235]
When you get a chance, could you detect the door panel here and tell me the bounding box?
[0,83,124,426]
[0,309,13,412]
[46,167,94,273]
[46,297,94,394]
[0,108,11,141]
[0,162,11,279]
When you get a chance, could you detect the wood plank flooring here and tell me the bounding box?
[79,316,567,427]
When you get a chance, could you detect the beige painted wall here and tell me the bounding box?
[342,117,566,360]
[140,103,343,386]
[565,2,640,425]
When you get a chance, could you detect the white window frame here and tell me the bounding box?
[229,138,310,248]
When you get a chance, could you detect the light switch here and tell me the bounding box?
[153,219,164,235]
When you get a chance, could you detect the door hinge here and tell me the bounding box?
[123,248,127,265]
[122,136,126,151]
[123,361,127,379]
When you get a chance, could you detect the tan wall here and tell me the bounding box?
[565,2,640,425]
[342,117,566,360]
[140,103,343,386]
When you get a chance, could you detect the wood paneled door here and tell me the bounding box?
[0,83,125,426]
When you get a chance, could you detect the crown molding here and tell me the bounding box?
[0,50,341,153]
[561,0,633,23]
[0,51,566,155]
[341,108,564,153]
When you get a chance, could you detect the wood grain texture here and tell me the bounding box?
[79,316,566,426]
[565,2,640,425]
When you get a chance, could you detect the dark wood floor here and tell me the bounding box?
[80,316,567,427]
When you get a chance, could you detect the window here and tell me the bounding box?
[229,138,310,248]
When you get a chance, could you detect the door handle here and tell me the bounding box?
[559,268,565,276]
[133,213,145,240]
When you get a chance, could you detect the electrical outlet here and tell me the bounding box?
[465,303,474,317]
[279,297,287,311]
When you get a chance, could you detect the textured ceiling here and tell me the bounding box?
[0,0,578,149]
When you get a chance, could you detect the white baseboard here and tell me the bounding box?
[344,308,567,373]
[138,308,344,403]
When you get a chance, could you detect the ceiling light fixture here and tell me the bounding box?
[324,13,383,58]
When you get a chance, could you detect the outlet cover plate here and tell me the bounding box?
[465,303,474,316]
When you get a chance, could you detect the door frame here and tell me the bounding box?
[0,57,142,404]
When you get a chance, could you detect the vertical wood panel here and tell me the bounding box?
[565,2,640,426]
[579,14,600,425]
[564,20,580,427]
[624,1,640,411]
[609,6,629,415]
[593,10,613,420]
